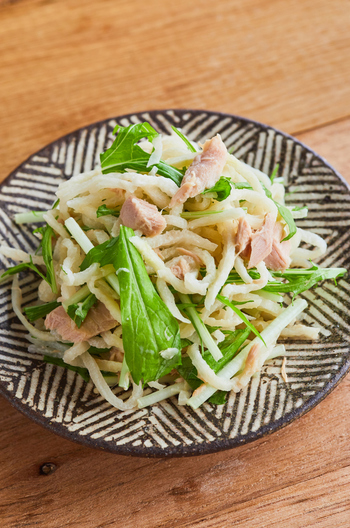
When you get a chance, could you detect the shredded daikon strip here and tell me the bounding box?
[60,238,83,287]
[87,279,122,324]
[137,381,187,409]
[143,186,170,209]
[281,356,288,383]
[232,189,278,218]
[43,210,70,238]
[0,246,44,266]
[234,255,253,283]
[280,325,320,340]
[11,276,57,341]
[81,351,142,410]
[101,329,124,350]
[290,228,327,266]
[290,207,308,219]
[147,134,163,167]
[156,278,190,323]
[95,359,123,373]
[86,229,110,245]
[212,329,225,344]
[241,161,272,189]
[165,215,188,229]
[227,154,265,194]
[221,260,269,297]
[64,341,90,365]
[205,225,236,309]
[187,344,234,391]
[145,230,217,252]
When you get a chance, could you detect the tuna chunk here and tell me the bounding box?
[120,196,166,237]
[248,213,275,269]
[177,247,202,264]
[168,255,199,280]
[45,302,117,343]
[235,217,252,255]
[264,222,291,271]
[169,135,227,208]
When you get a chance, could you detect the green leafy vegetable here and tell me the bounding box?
[100,123,184,186]
[88,346,111,356]
[263,264,347,298]
[180,210,224,219]
[292,206,307,212]
[43,356,90,382]
[1,222,58,294]
[171,126,197,153]
[233,182,252,189]
[266,187,297,241]
[115,225,181,384]
[178,293,223,361]
[96,205,120,218]
[209,391,227,405]
[224,265,347,297]
[1,257,46,282]
[80,237,119,271]
[202,176,232,201]
[43,355,117,383]
[270,163,279,184]
[66,293,97,328]
[24,301,61,322]
[217,294,266,345]
[41,224,58,293]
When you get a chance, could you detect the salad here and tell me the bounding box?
[0,122,346,411]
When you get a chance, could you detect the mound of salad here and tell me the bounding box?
[0,122,346,410]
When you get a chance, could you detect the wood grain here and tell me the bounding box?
[0,375,348,528]
[1,0,350,182]
[1,0,350,526]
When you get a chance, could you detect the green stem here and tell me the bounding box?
[179,293,223,361]
[14,211,46,224]
[62,284,91,311]
[118,356,130,390]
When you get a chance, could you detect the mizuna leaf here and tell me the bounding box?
[100,123,184,186]
[115,225,181,384]
[202,176,232,201]
[217,294,266,346]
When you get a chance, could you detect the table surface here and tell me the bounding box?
[1,1,350,527]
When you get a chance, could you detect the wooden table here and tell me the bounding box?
[1,1,350,526]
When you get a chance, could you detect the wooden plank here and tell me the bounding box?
[1,0,350,182]
[177,466,350,528]
[0,375,348,528]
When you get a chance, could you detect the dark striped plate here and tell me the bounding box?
[0,109,349,457]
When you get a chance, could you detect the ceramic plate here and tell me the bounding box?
[0,109,349,457]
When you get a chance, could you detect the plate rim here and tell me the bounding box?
[1,108,349,457]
